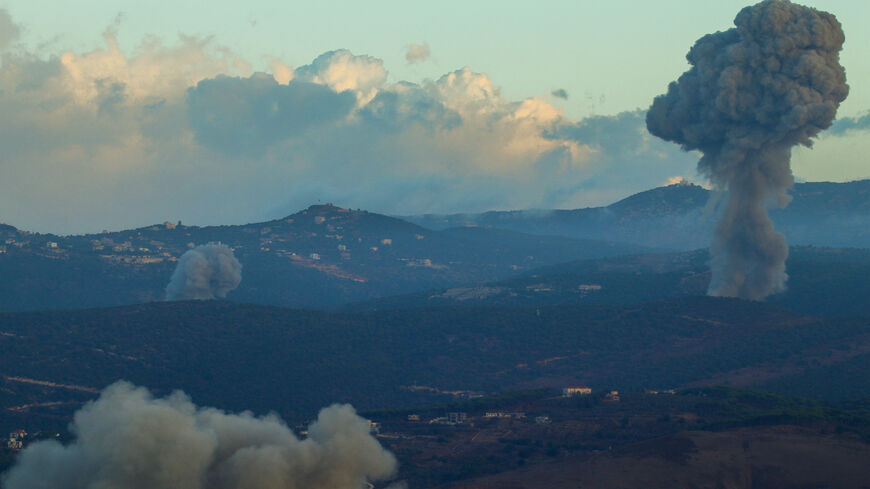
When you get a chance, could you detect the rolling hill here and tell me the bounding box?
[353,246,870,319]
[405,179,870,250]
[0,204,641,312]
[2,297,870,432]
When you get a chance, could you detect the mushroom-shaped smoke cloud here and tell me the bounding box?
[1,382,399,489]
[646,0,848,300]
[165,244,242,301]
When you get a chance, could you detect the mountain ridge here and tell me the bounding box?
[404,179,870,250]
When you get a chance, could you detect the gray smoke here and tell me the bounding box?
[2,381,399,489]
[646,0,848,300]
[551,88,569,100]
[166,244,242,300]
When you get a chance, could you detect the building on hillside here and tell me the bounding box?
[7,429,26,450]
[562,386,592,397]
[447,412,467,424]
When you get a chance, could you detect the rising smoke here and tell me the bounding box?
[165,244,242,301]
[1,382,399,489]
[646,0,848,300]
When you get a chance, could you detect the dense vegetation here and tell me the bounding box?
[1,296,869,436]
[356,246,870,318]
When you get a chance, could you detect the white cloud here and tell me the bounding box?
[294,50,387,106]
[0,18,712,233]
[405,42,430,64]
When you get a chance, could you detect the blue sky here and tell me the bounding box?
[0,1,868,233]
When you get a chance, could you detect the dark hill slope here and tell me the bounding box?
[1,298,869,427]
[448,426,870,489]
[0,205,641,312]
[354,246,870,319]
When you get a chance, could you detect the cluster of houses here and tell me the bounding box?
[6,429,26,450]
[562,386,629,402]
[399,386,625,427]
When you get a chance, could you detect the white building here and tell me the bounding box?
[562,386,592,397]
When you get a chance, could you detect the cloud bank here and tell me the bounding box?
[0,14,722,233]
[1,381,398,489]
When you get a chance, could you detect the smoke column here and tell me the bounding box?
[646,0,848,300]
[166,244,242,300]
[2,382,398,489]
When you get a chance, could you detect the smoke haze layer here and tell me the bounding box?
[1,382,398,489]
[646,0,848,300]
[165,244,242,300]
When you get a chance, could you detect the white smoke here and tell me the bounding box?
[165,244,242,301]
[1,381,399,489]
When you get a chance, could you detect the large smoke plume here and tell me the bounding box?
[2,382,398,489]
[646,0,848,300]
[166,244,242,301]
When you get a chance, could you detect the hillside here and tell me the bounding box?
[447,427,870,489]
[354,246,870,318]
[0,204,641,312]
[405,179,870,250]
[2,297,870,433]
[365,387,870,488]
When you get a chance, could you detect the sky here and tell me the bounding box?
[0,0,868,234]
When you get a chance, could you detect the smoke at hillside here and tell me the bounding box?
[1,381,398,489]
[646,0,848,300]
[165,244,242,300]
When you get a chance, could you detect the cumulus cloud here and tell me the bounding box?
[1,381,398,489]
[187,74,356,155]
[0,14,705,234]
[405,42,430,64]
[165,244,242,301]
[294,50,387,105]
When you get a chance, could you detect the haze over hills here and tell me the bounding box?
[4,179,870,313]
[0,205,641,312]
[405,179,870,250]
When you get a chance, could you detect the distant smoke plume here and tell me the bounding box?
[165,244,242,300]
[0,9,20,51]
[2,382,398,489]
[646,0,848,300]
[405,42,430,63]
[827,112,870,136]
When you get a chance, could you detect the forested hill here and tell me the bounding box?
[0,204,641,312]
[2,297,870,427]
